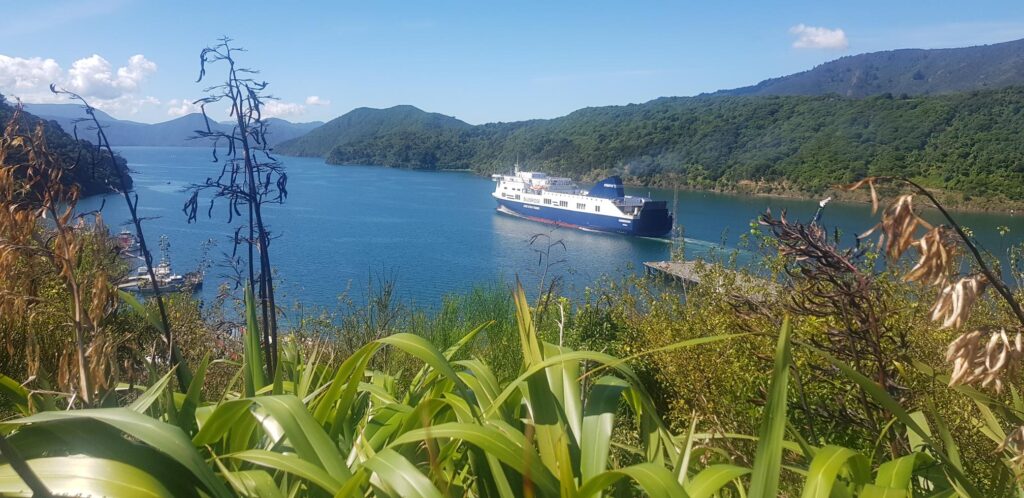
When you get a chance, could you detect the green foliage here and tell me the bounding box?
[277,88,1024,207]
[0,285,977,497]
[0,93,129,196]
[748,316,791,497]
[719,38,1024,98]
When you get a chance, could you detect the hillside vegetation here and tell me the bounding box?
[0,94,128,196]
[276,87,1024,206]
[278,104,472,158]
[719,37,1024,98]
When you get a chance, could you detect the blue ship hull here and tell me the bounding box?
[496,199,673,237]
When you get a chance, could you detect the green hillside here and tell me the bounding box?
[275,105,474,160]
[719,38,1024,98]
[1,95,129,196]
[274,88,1024,206]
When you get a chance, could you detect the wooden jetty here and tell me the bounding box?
[643,260,777,300]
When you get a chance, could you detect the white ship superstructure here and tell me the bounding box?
[490,170,673,236]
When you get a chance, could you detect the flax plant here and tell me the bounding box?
[0,282,972,496]
[184,37,287,376]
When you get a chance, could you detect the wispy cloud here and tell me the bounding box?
[305,95,330,106]
[166,98,200,117]
[789,24,849,50]
[262,100,306,119]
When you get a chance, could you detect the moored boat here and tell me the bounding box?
[116,234,202,294]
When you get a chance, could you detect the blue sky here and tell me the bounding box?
[1,0,1023,124]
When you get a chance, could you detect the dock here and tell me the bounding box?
[643,260,777,300]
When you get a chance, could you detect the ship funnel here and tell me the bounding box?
[588,176,624,199]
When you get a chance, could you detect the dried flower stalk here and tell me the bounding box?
[0,107,116,405]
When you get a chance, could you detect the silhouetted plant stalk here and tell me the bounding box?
[528,231,566,327]
[758,208,904,455]
[50,87,192,391]
[184,37,288,375]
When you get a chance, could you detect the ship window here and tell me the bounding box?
[576,203,586,210]
[595,205,601,212]
[558,200,568,207]
[515,194,521,200]
[543,198,551,205]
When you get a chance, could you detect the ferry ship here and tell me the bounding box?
[491,170,673,237]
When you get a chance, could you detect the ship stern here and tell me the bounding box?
[632,201,673,237]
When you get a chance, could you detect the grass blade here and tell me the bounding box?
[0,409,230,498]
[228,449,342,494]
[578,463,688,498]
[389,422,561,497]
[800,445,870,498]
[0,456,174,497]
[0,373,30,416]
[580,376,628,483]
[243,284,266,397]
[684,464,750,498]
[363,449,444,498]
[748,316,792,498]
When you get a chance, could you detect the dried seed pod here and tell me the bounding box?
[845,176,881,214]
[879,194,930,261]
[905,226,958,287]
[931,274,988,329]
[947,328,1023,392]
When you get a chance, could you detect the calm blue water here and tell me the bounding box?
[75,147,1024,310]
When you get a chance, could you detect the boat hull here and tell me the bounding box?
[496,199,672,237]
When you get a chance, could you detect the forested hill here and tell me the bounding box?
[1,95,129,196]
[719,38,1024,98]
[276,105,473,158]
[274,88,1024,206]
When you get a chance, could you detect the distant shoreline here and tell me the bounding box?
[644,182,1024,215]
[239,149,1024,215]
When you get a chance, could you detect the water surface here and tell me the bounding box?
[75,147,1024,310]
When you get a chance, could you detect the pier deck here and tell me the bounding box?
[643,260,777,300]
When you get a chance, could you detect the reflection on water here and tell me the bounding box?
[75,147,1024,311]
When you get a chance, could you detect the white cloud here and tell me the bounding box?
[304,95,330,106]
[100,95,160,115]
[0,53,158,116]
[167,98,201,117]
[66,54,156,98]
[0,56,62,91]
[789,24,849,50]
[262,100,305,119]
